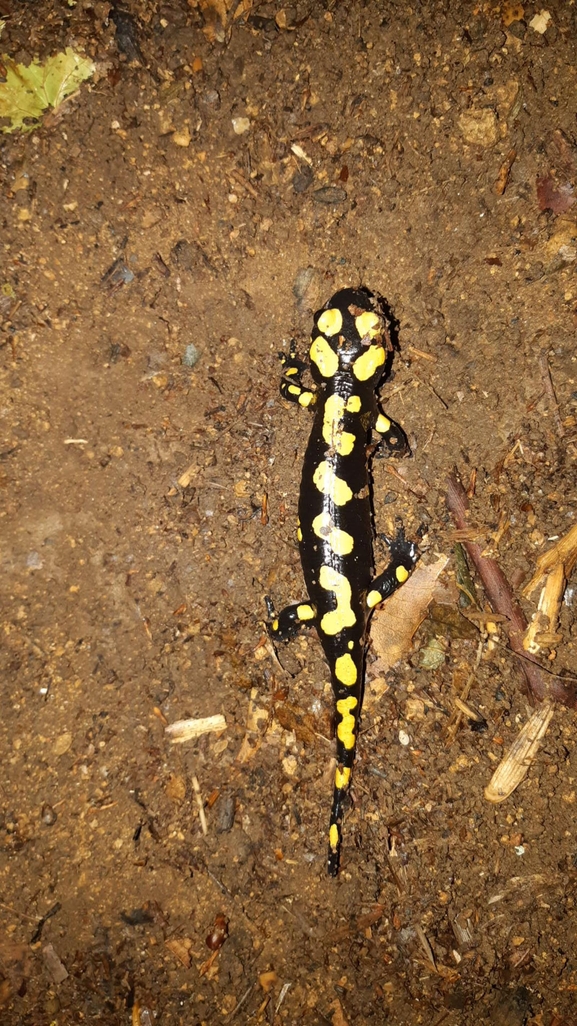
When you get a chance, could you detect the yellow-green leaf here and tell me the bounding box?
[0,47,95,133]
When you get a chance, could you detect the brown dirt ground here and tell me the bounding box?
[2,1,577,1023]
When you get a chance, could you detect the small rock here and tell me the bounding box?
[232,116,251,135]
[276,7,297,29]
[172,126,191,147]
[292,165,314,193]
[312,185,347,204]
[282,754,298,776]
[41,804,57,826]
[216,794,236,833]
[43,944,68,984]
[292,266,320,316]
[293,266,316,302]
[529,9,551,33]
[171,239,195,270]
[199,89,220,112]
[458,109,499,147]
[182,343,200,368]
[53,733,73,757]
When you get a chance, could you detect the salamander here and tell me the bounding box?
[267,286,418,876]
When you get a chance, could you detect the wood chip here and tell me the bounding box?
[523,524,577,655]
[165,715,226,743]
[484,701,555,803]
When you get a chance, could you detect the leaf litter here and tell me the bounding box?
[0,47,94,133]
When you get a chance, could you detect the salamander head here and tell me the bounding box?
[309,287,390,382]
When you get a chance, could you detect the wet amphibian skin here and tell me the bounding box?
[267,286,418,876]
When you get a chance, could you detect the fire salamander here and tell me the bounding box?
[267,286,418,877]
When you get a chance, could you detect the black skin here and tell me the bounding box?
[268,286,417,876]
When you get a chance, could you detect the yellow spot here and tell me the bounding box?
[284,366,298,376]
[334,653,357,686]
[318,307,343,336]
[375,413,391,434]
[396,565,410,583]
[329,823,339,850]
[312,461,353,506]
[353,344,386,382]
[336,696,358,750]
[348,640,354,650]
[296,603,314,621]
[335,765,351,790]
[288,384,301,396]
[298,390,314,407]
[322,393,355,456]
[319,565,356,635]
[367,589,382,608]
[296,526,303,542]
[312,512,354,556]
[346,395,361,413]
[272,619,279,631]
[310,335,339,378]
[355,310,381,339]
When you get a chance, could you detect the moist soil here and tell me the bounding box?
[1,2,577,1024]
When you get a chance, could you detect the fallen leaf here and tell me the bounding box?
[485,702,555,803]
[275,702,317,746]
[165,937,192,968]
[330,998,349,1026]
[0,48,95,133]
[501,3,524,27]
[42,944,68,984]
[536,175,575,214]
[188,0,258,42]
[165,773,186,802]
[369,555,449,696]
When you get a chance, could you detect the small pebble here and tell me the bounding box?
[199,89,220,112]
[216,794,236,833]
[232,117,250,134]
[41,803,57,826]
[292,165,314,194]
[53,732,73,757]
[182,343,200,368]
[171,239,194,269]
[312,186,347,205]
[293,266,316,303]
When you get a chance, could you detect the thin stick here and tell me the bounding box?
[446,472,577,708]
[539,352,565,438]
[192,776,208,835]
[227,984,254,1019]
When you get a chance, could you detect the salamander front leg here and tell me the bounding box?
[279,339,316,408]
[373,410,410,457]
[265,596,316,641]
[367,525,418,609]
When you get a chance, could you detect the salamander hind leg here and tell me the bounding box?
[265,596,316,641]
[366,525,418,609]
